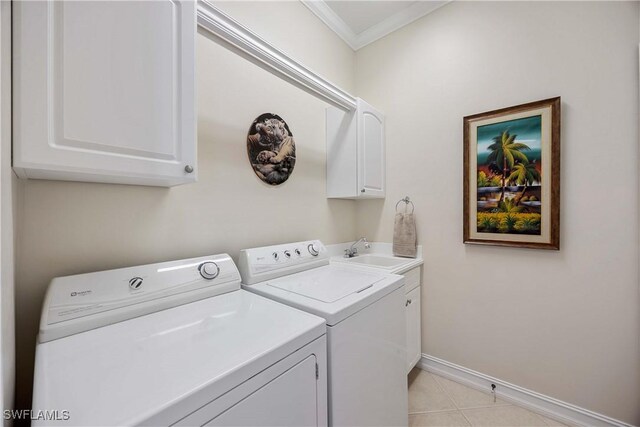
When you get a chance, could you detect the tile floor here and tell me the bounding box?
[408,368,570,427]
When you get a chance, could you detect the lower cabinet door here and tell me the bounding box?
[406,286,422,372]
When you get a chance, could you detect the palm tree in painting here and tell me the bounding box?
[486,130,531,201]
[508,160,541,205]
[497,197,523,213]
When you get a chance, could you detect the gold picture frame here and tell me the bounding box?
[463,97,560,250]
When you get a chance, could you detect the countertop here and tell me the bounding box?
[326,242,423,275]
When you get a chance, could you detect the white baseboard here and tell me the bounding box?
[418,354,633,427]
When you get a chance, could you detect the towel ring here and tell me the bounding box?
[395,196,415,214]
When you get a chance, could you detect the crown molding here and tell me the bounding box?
[302,0,451,51]
[301,0,360,50]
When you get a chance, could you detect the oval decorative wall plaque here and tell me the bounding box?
[246,113,296,186]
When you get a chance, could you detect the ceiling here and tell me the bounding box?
[302,0,449,50]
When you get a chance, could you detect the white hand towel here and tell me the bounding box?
[393,212,417,258]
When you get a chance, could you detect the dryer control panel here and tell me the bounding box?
[238,240,329,285]
[39,254,240,343]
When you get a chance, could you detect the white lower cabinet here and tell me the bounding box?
[404,267,422,372]
[12,0,196,186]
[406,286,421,372]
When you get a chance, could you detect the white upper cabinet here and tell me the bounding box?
[357,99,385,198]
[326,98,385,199]
[13,0,196,186]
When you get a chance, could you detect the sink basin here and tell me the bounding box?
[339,254,410,269]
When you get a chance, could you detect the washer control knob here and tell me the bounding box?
[284,250,291,258]
[272,252,279,260]
[308,243,320,256]
[198,262,219,280]
[129,277,143,290]
[294,248,302,256]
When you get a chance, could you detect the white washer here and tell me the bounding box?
[33,254,328,426]
[238,241,408,427]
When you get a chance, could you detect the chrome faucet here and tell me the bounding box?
[344,237,370,258]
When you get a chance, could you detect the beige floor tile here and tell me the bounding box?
[409,368,457,413]
[431,374,509,409]
[410,411,471,427]
[462,406,548,426]
[538,414,570,427]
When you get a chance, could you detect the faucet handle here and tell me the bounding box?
[344,248,358,258]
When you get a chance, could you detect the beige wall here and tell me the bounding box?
[13,1,357,410]
[355,1,640,424]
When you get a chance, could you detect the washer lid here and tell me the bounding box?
[244,265,405,326]
[268,267,386,302]
[32,290,325,426]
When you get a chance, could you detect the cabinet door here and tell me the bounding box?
[356,98,385,198]
[406,286,422,372]
[326,107,357,198]
[13,0,196,186]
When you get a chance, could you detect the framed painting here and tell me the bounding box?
[463,97,560,250]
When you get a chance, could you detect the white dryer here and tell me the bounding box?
[32,254,327,426]
[238,241,408,427]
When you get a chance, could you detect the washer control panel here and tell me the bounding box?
[238,240,329,285]
[261,241,322,265]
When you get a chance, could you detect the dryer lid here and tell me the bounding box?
[32,290,325,426]
[267,266,386,302]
